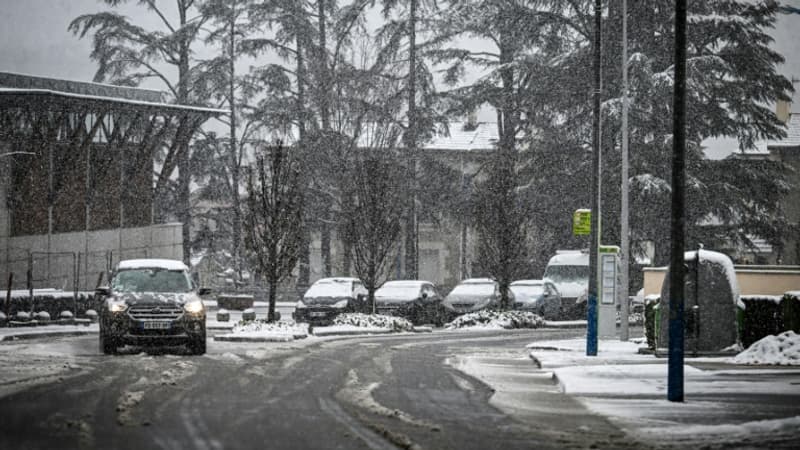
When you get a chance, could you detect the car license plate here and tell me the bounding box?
[309,312,327,318]
[142,321,171,330]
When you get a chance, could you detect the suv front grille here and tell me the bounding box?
[128,306,183,320]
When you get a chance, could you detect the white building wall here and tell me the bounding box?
[1,223,183,290]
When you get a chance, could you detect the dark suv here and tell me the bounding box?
[97,259,207,355]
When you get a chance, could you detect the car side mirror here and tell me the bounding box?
[95,286,110,297]
[198,287,212,296]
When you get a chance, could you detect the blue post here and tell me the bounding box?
[587,292,598,356]
[668,298,684,401]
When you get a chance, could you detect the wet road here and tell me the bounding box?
[0,329,640,450]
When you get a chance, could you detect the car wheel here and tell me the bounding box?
[99,331,117,355]
[188,335,206,355]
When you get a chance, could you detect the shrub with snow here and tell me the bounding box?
[232,320,308,338]
[84,310,98,322]
[445,310,544,330]
[241,308,256,321]
[732,331,800,366]
[216,309,230,322]
[331,313,414,332]
[0,311,6,325]
[15,311,31,321]
[59,310,74,319]
[35,311,51,322]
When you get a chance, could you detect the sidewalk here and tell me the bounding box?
[528,337,800,449]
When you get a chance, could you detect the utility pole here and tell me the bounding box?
[668,0,688,403]
[587,0,603,356]
[620,0,630,341]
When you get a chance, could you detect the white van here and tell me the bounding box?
[543,251,589,319]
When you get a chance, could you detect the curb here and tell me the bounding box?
[214,334,307,343]
[311,328,395,337]
[542,321,587,329]
[0,329,97,341]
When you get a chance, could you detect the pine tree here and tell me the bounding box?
[70,0,213,264]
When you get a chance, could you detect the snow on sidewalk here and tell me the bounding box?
[0,323,99,341]
[214,320,309,342]
[529,337,800,448]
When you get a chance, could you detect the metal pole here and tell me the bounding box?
[620,0,630,341]
[668,0,688,403]
[586,0,603,356]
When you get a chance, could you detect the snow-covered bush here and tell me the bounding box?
[15,311,31,321]
[84,310,98,322]
[0,311,6,326]
[445,310,544,330]
[232,319,308,338]
[241,308,256,322]
[732,331,800,365]
[331,313,414,332]
[59,310,74,319]
[35,311,51,322]
[216,309,230,322]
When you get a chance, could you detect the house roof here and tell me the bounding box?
[0,71,227,115]
[769,113,800,148]
[422,122,499,152]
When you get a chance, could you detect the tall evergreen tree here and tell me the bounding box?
[70,0,212,264]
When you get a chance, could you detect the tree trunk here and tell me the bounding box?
[229,3,243,284]
[177,5,192,265]
[268,277,277,322]
[403,0,418,279]
[317,0,333,273]
[296,35,310,288]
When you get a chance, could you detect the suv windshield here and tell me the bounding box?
[111,268,192,293]
[543,265,589,284]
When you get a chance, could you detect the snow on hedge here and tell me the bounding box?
[732,331,800,366]
[331,313,414,332]
[445,310,544,330]
[224,320,309,340]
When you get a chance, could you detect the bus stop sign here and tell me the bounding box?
[573,209,591,236]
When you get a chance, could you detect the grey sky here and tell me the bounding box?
[1,0,799,153]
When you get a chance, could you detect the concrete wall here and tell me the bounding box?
[1,223,182,290]
[643,265,800,297]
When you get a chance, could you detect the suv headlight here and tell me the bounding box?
[333,299,349,308]
[184,300,204,314]
[107,298,127,313]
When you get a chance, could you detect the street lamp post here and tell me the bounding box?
[620,0,630,342]
[668,0,688,403]
[587,0,603,356]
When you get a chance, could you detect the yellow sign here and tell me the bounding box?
[573,209,591,236]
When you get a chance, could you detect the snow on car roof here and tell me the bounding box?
[547,252,589,266]
[117,259,189,271]
[511,279,544,286]
[461,278,495,284]
[304,278,357,298]
[381,280,430,287]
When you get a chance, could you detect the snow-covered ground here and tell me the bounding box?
[215,320,309,342]
[527,337,800,448]
[732,331,800,365]
[445,310,544,330]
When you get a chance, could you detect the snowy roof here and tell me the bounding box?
[769,113,800,148]
[381,280,430,288]
[461,278,496,284]
[0,71,164,102]
[511,279,544,286]
[422,122,499,152]
[117,259,189,271]
[0,87,227,115]
[547,251,589,266]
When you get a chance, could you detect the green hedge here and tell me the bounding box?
[645,293,800,350]
[2,291,99,320]
[738,293,800,348]
[644,296,660,350]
